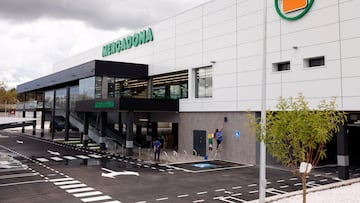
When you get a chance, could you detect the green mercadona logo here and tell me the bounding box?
[275,0,314,21]
[102,28,154,57]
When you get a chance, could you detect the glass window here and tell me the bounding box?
[305,56,325,68]
[195,66,212,98]
[69,85,79,108]
[44,90,54,108]
[108,77,115,98]
[55,88,66,110]
[79,77,95,100]
[273,61,290,72]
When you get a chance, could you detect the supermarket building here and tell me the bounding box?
[17,0,360,178]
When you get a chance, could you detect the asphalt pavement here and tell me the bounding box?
[0,130,359,203]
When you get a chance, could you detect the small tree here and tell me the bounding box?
[248,94,347,203]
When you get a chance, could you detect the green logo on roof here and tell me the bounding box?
[102,28,154,57]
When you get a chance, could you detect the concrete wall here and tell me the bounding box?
[179,111,257,164]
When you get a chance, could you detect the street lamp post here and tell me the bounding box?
[259,0,267,202]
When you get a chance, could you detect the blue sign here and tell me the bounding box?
[234,130,241,139]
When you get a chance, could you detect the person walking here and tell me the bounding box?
[215,128,224,150]
[153,138,161,161]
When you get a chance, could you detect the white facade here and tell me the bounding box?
[54,0,360,112]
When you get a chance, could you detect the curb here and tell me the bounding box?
[248,177,360,203]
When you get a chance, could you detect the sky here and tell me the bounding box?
[0,0,210,89]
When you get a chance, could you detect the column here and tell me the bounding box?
[126,111,134,156]
[21,110,26,133]
[337,124,349,180]
[83,112,89,147]
[32,111,37,135]
[41,110,45,137]
[100,112,107,151]
[64,86,70,141]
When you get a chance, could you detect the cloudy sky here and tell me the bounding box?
[0,0,210,89]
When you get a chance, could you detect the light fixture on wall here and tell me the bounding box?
[292,46,298,50]
[210,61,216,64]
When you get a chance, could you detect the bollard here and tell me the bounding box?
[138,147,141,161]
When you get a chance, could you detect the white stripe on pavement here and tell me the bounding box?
[81,195,112,202]
[103,201,122,203]
[50,157,63,161]
[66,187,95,193]
[60,184,87,189]
[54,180,81,185]
[76,155,90,159]
[88,154,102,158]
[49,177,74,182]
[36,158,49,162]
[73,191,103,197]
[63,156,77,160]
[0,172,38,180]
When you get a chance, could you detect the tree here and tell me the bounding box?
[248,94,347,203]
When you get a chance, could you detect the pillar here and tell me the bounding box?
[64,86,70,141]
[32,111,37,135]
[21,110,25,133]
[337,124,349,180]
[126,111,134,156]
[100,112,107,151]
[83,112,89,147]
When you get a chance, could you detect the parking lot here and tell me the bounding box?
[1,131,359,203]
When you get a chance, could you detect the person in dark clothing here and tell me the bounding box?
[153,138,161,161]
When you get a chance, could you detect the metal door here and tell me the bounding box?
[193,130,206,156]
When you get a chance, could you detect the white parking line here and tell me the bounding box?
[81,195,112,202]
[177,194,189,198]
[197,191,208,195]
[66,187,95,193]
[54,180,81,185]
[103,201,122,203]
[193,200,205,203]
[0,179,46,187]
[60,183,87,189]
[0,172,38,180]
[49,177,74,182]
[50,157,63,161]
[63,156,77,160]
[232,186,242,190]
[156,197,169,201]
[36,158,49,162]
[76,155,90,159]
[73,191,103,197]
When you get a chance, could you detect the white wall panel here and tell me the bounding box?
[153,26,175,41]
[237,41,262,58]
[176,30,202,47]
[153,38,175,53]
[176,42,202,58]
[213,74,237,89]
[150,60,175,75]
[153,49,174,63]
[342,57,360,78]
[340,0,360,21]
[213,60,237,75]
[237,0,262,17]
[341,38,360,59]
[236,10,262,31]
[237,25,263,44]
[267,20,281,38]
[281,24,339,50]
[237,70,261,87]
[237,100,261,111]
[202,100,237,111]
[267,83,283,101]
[343,97,360,111]
[267,36,281,53]
[203,46,237,63]
[176,18,202,36]
[203,0,236,15]
[237,55,262,72]
[203,19,236,40]
[282,79,342,98]
[203,5,236,27]
[342,77,360,97]
[213,87,237,100]
[175,53,203,69]
[176,6,202,25]
[341,18,360,40]
[237,85,261,101]
[203,32,236,52]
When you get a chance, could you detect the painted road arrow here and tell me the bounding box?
[47,150,61,156]
[101,168,139,178]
